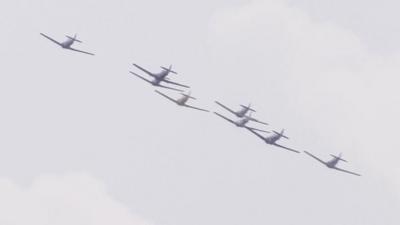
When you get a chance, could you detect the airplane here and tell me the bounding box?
[214,112,269,133]
[40,33,95,56]
[304,151,361,176]
[215,101,268,125]
[155,90,209,112]
[246,128,300,153]
[130,64,190,92]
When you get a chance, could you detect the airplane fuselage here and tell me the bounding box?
[325,158,339,168]
[61,39,74,48]
[154,70,170,80]
[150,71,171,85]
[176,96,189,105]
[244,115,259,122]
[235,118,250,127]
[149,77,166,86]
[264,134,281,144]
[235,108,249,118]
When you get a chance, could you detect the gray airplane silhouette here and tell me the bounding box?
[304,151,361,176]
[155,90,209,112]
[246,128,300,153]
[40,33,94,56]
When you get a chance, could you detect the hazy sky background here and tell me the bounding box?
[0,0,399,225]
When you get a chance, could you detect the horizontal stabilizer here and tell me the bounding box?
[66,35,82,43]
[161,66,177,74]
[273,130,289,139]
[240,104,256,112]
[330,154,348,163]
[181,93,196,100]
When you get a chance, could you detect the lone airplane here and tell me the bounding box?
[215,101,268,125]
[155,90,209,112]
[214,112,269,133]
[130,64,189,92]
[246,128,300,153]
[40,33,95,56]
[304,151,361,176]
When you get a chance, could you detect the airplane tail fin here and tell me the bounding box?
[330,153,348,162]
[161,65,178,75]
[273,129,289,139]
[66,34,82,43]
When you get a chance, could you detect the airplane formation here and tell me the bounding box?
[40,33,362,177]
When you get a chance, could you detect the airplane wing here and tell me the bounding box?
[214,112,237,125]
[304,151,327,165]
[332,167,361,176]
[130,72,183,91]
[130,71,154,84]
[272,143,300,153]
[246,127,268,141]
[162,79,190,88]
[245,126,270,133]
[132,64,156,78]
[215,101,237,116]
[40,33,63,46]
[68,47,95,56]
[157,84,184,92]
[155,90,179,104]
[248,117,269,125]
[184,104,209,112]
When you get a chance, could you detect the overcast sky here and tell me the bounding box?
[0,0,399,225]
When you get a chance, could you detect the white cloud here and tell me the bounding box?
[0,173,154,225]
[206,0,400,194]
